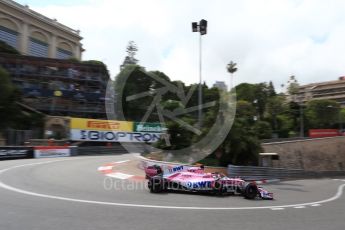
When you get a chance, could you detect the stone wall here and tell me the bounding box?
[262,137,345,171]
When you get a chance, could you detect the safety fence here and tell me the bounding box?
[228,164,345,180]
[0,145,130,160]
[75,145,128,155]
[0,146,71,160]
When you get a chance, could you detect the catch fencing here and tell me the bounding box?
[3,129,41,146]
[228,164,345,180]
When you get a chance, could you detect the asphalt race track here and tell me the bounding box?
[0,153,344,230]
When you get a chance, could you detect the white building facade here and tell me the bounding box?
[213,81,228,91]
[0,0,83,59]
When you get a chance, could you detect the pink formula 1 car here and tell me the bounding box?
[145,165,273,200]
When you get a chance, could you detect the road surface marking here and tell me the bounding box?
[294,206,306,209]
[97,166,113,171]
[114,160,130,164]
[271,208,285,210]
[106,172,133,180]
[310,204,321,207]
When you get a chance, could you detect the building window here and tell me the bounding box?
[29,37,48,57]
[56,48,73,59]
[0,25,18,49]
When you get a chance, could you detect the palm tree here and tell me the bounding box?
[226,61,238,90]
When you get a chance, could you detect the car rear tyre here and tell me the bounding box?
[149,176,165,193]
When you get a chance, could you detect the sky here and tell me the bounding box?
[15,0,345,91]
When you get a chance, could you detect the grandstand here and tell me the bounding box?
[0,53,110,119]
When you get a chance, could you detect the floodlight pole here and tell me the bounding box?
[192,19,207,129]
[198,32,202,129]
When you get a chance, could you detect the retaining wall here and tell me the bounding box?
[262,136,345,171]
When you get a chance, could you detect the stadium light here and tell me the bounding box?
[191,19,207,129]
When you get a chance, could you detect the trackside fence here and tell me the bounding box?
[75,146,128,155]
[228,164,345,180]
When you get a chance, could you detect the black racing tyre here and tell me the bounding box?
[243,182,258,199]
[214,181,226,195]
[148,176,164,193]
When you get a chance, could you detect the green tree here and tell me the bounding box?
[268,81,276,97]
[82,60,107,66]
[218,118,262,166]
[254,83,269,118]
[115,62,265,166]
[305,100,340,128]
[210,97,262,166]
[235,82,271,119]
[276,114,294,137]
[236,100,255,122]
[235,83,257,102]
[287,75,299,96]
[120,41,138,70]
[340,108,345,130]
[253,121,272,139]
[227,61,237,89]
[115,65,155,121]
[265,95,286,131]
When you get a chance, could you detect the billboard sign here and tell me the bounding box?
[70,118,163,143]
[133,122,164,133]
[70,118,133,132]
[70,130,162,143]
[34,146,70,158]
[0,147,34,160]
[309,129,340,138]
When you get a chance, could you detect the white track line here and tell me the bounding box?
[97,166,113,171]
[113,160,130,164]
[106,172,133,180]
[310,204,321,207]
[271,207,285,210]
[0,160,345,210]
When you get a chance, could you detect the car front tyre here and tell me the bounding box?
[243,182,258,199]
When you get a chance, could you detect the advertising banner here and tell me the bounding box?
[309,129,340,138]
[133,122,164,133]
[34,146,70,158]
[70,129,162,143]
[70,118,133,132]
[0,147,34,160]
[70,118,164,143]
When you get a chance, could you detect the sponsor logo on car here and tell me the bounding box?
[168,165,184,173]
[186,181,212,189]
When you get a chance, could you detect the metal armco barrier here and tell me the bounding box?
[75,146,128,155]
[228,164,345,180]
[0,146,34,160]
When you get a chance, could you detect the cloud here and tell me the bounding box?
[21,0,345,90]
